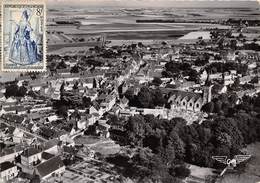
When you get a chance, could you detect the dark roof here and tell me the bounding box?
[91,101,100,110]
[0,123,8,130]
[63,146,77,155]
[21,147,41,157]
[7,126,16,134]
[120,96,129,104]
[169,90,202,102]
[4,106,26,112]
[43,138,59,150]
[0,145,24,157]
[56,68,70,74]
[0,161,16,172]
[2,114,25,123]
[36,156,64,178]
[41,152,55,160]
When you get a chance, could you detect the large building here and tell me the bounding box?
[0,161,18,181]
[168,86,212,112]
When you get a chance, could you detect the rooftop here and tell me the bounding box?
[35,156,64,178]
[21,147,41,157]
[0,161,16,172]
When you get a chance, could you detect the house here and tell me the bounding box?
[82,78,94,89]
[0,145,23,164]
[100,93,117,112]
[45,115,60,124]
[1,114,25,124]
[77,119,88,130]
[35,156,65,180]
[240,75,252,85]
[96,123,110,138]
[57,68,71,76]
[119,96,129,109]
[0,161,18,181]
[42,138,60,155]
[2,106,27,115]
[12,128,24,143]
[29,81,48,92]
[86,113,100,126]
[21,147,42,167]
[223,72,235,86]
[89,101,103,116]
[120,81,129,94]
[84,89,98,101]
[0,93,6,102]
[41,152,55,162]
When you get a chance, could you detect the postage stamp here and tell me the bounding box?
[1,0,46,72]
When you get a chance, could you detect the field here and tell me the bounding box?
[46,7,260,54]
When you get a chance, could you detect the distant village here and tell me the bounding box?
[1,19,260,183]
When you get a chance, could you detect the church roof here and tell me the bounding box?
[168,90,202,102]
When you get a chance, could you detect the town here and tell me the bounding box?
[1,4,260,183]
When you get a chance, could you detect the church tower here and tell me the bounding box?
[202,85,213,105]
[258,68,260,85]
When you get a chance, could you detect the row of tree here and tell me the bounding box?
[162,62,200,83]
[125,86,166,108]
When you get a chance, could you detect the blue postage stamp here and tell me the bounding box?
[1,0,46,72]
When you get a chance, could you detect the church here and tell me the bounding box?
[168,86,212,112]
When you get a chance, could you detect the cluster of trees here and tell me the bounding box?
[201,93,239,115]
[106,147,188,183]
[125,86,166,108]
[162,62,200,83]
[151,77,163,86]
[109,93,260,182]
[244,42,260,51]
[194,53,210,66]
[53,83,92,118]
[205,62,248,75]
[5,84,27,98]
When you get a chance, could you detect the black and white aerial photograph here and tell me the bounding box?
[1,0,260,182]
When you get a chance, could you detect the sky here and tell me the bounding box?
[47,0,260,8]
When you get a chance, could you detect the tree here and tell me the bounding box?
[57,105,68,118]
[125,115,147,146]
[5,84,19,98]
[138,42,143,48]
[30,175,41,183]
[73,81,79,90]
[71,65,79,73]
[18,86,27,96]
[194,54,210,66]
[230,39,238,50]
[57,60,67,69]
[137,87,154,108]
[60,82,65,94]
[93,78,97,88]
[187,69,200,83]
[153,89,165,107]
[169,165,191,178]
[168,131,185,160]
[202,102,215,113]
[152,77,162,86]
[5,84,27,98]
[82,96,91,108]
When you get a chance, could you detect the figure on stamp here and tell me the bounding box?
[9,9,40,65]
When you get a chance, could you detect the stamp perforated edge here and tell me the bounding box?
[1,0,47,73]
